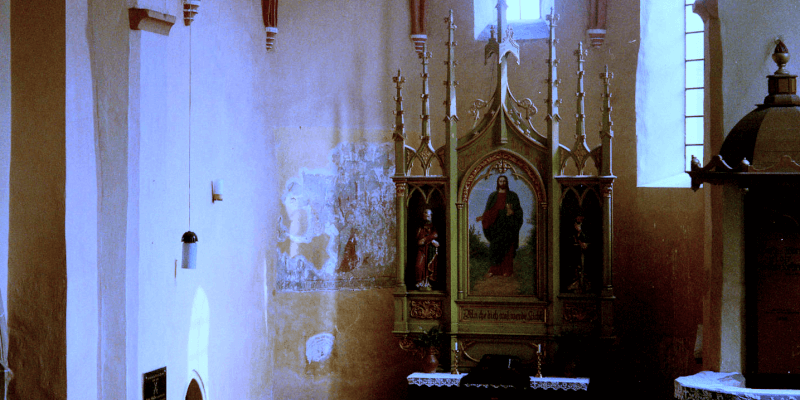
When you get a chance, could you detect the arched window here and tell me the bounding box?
[474,0,552,41]
[637,0,705,187]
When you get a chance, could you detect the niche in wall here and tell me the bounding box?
[184,372,207,400]
[559,185,602,295]
[406,183,447,292]
[185,379,203,400]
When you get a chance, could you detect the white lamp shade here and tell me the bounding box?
[181,230,198,269]
[182,242,197,269]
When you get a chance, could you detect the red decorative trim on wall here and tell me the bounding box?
[588,0,607,47]
[410,0,427,54]
[262,0,278,51]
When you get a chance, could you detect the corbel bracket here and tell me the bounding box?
[129,8,176,36]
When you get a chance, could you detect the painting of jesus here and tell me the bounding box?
[468,169,536,296]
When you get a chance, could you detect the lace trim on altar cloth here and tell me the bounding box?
[529,377,589,391]
[463,383,516,389]
[408,373,463,388]
[407,373,589,391]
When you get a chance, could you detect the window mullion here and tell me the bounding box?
[684,0,705,171]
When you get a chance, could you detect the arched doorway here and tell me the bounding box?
[185,379,203,400]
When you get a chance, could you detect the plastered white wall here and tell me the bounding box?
[719,1,800,135]
[636,0,685,187]
[7,0,276,398]
[65,0,100,398]
[133,1,276,399]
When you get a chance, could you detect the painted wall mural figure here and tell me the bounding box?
[415,208,439,290]
[276,142,397,292]
[475,175,524,277]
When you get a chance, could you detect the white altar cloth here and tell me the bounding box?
[407,372,589,391]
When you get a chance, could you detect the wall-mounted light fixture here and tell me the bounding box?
[183,0,200,26]
[181,231,198,269]
[212,179,224,202]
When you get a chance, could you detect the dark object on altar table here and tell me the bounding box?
[459,354,530,391]
[413,326,444,373]
[421,347,439,374]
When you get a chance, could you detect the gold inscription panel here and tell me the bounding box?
[460,306,546,324]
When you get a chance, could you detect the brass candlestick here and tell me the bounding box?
[536,344,543,378]
[451,342,461,375]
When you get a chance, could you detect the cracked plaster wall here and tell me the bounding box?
[277,142,397,292]
[266,0,420,397]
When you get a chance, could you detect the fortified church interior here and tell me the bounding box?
[2,0,800,399]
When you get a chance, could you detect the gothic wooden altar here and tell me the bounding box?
[391,2,616,375]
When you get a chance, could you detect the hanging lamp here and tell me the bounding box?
[182,8,198,269]
[181,231,198,269]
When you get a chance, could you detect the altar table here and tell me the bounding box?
[407,372,589,399]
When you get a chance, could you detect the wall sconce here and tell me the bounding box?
[181,231,198,269]
[262,0,278,51]
[183,0,200,26]
[212,179,224,202]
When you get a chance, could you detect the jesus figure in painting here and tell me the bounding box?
[475,175,524,277]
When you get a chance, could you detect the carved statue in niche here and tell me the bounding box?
[566,216,591,294]
[560,187,602,294]
[468,164,537,296]
[406,186,446,291]
[415,208,440,290]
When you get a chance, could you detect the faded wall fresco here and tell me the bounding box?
[277,142,397,291]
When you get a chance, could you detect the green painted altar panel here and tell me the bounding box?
[391,2,615,376]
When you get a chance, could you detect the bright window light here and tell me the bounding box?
[507,0,540,21]
[474,0,549,41]
[636,0,705,187]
